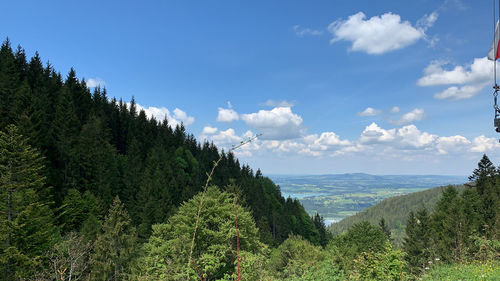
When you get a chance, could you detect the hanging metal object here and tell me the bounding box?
[492,0,500,137]
[494,84,500,133]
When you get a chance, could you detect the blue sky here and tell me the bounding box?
[2,0,500,176]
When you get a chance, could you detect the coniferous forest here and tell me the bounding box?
[1,39,500,280]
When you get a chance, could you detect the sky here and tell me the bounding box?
[2,0,500,176]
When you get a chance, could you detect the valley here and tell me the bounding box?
[270,173,466,225]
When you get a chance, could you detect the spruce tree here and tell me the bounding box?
[403,209,432,275]
[91,196,136,281]
[0,124,59,280]
[379,217,392,241]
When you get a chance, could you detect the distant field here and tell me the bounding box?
[269,173,466,225]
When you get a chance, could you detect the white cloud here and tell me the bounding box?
[360,123,397,144]
[390,106,400,113]
[217,108,239,123]
[86,78,106,88]
[434,84,486,100]
[262,99,295,107]
[396,125,437,149]
[417,57,493,100]
[241,107,305,140]
[328,12,429,55]
[471,135,500,153]
[390,108,426,125]
[197,121,498,164]
[216,101,239,123]
[306,132,351,152]
[211,128,241,145]
[360,123,436,149]
[131,103,195,128]
[201,126,218,135]
[293,25,323,37]
[357,107,381,116]
[436,135,471,154]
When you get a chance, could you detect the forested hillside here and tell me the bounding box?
[328,184,466,244]
[0,39,327,279]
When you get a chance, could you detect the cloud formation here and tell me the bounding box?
[390,108,426,125]
[199,122,499,161]
[357,107,381,116]
[131,103,195,128]
[217,107,239,123]
[241,107,306,140]
[417,57,493,100]
[328,12,434,54]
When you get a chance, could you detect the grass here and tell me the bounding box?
[421,261,500,281]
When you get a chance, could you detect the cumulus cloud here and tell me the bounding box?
[305,132,351,151]
[201,126,218,135]
[216,101,239,123]
[241,107,306,140]
[293,25,323,37]
[417,57,493,100]
[357,107,381,116]
[471,135,500,153]
[217,108,239,122]
[436,135,471,154]
[360,123,436,149]
[198,121,499,162]
[86,78,106,88]
[328,12,432,55]
[131,103,195,128]
[396,125,437,149]
[390,108,426,125]
[360,123,397,144]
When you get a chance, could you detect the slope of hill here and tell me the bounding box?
[328,184,467,245]
[0,39,323,245]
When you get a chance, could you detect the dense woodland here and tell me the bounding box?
[328,184,467,245]
[1,39,499,280]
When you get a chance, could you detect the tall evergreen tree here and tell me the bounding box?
[0,125,59,280]
[403,209,432,275]
[91,196,136,281]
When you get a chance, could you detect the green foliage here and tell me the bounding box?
[403,209,432,275]
[421,261,500,281]
[92,196,137,280]
[327,221,389,273]
[137,186,264,280]
[329,184,466,246]
[351,242,407,281]
[0,124,59,279]
[58,188,102,234]
[268,234,325,279]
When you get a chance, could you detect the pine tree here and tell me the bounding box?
[313,213,331,248]
[431,186,465,262]
[403,209,432,275]
[379,217,392,241]
[91,196,136,281]
[0,124,59,280]
[469,154,495,182]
